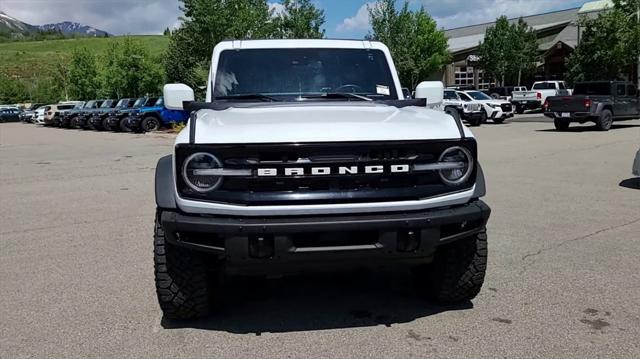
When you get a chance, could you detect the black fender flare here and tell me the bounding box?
[155,155,177,210]
[142,111,162,120]
[473,162,486,199]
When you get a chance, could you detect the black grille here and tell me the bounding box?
[175,140,477,205]
[501,103,512,112]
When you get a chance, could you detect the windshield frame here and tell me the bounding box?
[209,47,401,102]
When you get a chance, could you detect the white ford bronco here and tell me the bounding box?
[154,39,491,319]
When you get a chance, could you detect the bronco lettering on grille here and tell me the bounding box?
[257,164,410,177]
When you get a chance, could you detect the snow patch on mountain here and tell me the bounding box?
[38,22,109,37]
[0,11,37,33]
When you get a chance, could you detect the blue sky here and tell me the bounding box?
[324,0,591,38]
[1,0,592,36]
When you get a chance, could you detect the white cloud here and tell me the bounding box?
[0,0,182,35]
[414,0,575,29]
[269,2,287,16]
[336,0,577,34]
[336,3,373,33]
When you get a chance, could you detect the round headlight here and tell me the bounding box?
[182,153,223,192]
[438,146,474,186]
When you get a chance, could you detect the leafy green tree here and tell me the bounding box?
[509,19,538,86]
[52,57,71,101]
[368,0,450,90]
[0,73,28,104]
[165,0,275,88]
[478,16,512,86]
[273,0,326,39]
[478,16,538,86]
[567,5,638,83]
[69,48,99,100]
[100,37,164,98]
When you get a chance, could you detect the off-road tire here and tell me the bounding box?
[414,230,487,304]
[554,118,570,131]
[154,213,212,320]
[444,107,461,123]
[596,109,613,131]
[141,116,160,132]
[101,118,111,131]
[119,117,132,132]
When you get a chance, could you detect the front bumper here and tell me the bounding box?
[461,111,484,121]
[43,117,56,126]
[89,116,104,128]
[127,116,142,130]
[487,107,514,120]
[106,116,121,128]
[160,200,490,272]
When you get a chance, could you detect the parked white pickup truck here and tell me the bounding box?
[511,81,570,113]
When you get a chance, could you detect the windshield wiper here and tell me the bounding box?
[302,93,373,101]
[215,94,279,102]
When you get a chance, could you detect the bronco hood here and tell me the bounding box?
[176,103,471,145]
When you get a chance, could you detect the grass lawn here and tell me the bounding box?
[0,35,169,79]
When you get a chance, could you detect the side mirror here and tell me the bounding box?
[163,84,195,110]
[414,81,444,107]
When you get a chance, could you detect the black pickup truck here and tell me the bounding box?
[544,81,639,131]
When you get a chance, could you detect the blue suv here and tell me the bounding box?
[126,97,189,133]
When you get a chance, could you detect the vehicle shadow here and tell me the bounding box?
[160,268,473,334]
[536,124,640,132]
[619,177,640,190]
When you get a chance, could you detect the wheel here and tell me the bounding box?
[141,116,160,132]
[493,117,505,124]
[516,106,525,114]
[119,117,132,132]
[554,118,570,131]
[444,107,460,122]
[101,118,110,131]
[154,212,212,320]
[414,230,487,304]
[596,109,613,131]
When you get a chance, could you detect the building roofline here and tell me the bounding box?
[444,6,580,32]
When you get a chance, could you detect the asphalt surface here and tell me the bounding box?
[1,118,639,358]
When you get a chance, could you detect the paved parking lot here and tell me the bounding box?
[1,118,639,358]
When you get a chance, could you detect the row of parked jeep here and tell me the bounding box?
[22,96,189,132]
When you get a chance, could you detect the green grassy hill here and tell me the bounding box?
[0,35,169,79]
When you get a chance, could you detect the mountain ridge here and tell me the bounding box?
[0,11,109,37]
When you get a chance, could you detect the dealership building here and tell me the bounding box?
[440,0,614,89]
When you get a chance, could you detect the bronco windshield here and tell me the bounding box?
[212,48,398,100]
[133,98,146,108]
